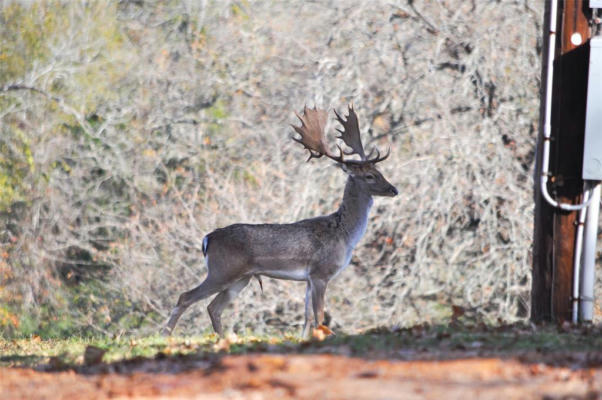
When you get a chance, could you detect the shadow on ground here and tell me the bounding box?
[4,322,598,374]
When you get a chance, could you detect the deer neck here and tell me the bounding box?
[337,176,373,247]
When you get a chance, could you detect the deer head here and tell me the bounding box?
[292,105,398,197]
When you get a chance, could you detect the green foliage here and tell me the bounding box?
[17,308,79,339]
[1,1,126,93]
[0,2,60,83]
[0,127,34,211]
[0,1,127,211]
[7,283,157,340]
[0,298,81,339]
[230,2,250,21]
[206,98,230,138]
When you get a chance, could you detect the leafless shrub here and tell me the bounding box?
[1,0,597,336]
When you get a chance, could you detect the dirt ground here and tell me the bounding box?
[2,324,601,399]
[1,352,600,400]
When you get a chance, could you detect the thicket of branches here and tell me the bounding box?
[1,1,597,337]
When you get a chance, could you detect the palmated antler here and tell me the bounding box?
[334,105,390,164]
[334,105,366,160]
[292,106,344,162]
[292,105,389,164]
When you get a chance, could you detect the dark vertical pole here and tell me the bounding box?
[532,0,590,323]
[532,0,555,323]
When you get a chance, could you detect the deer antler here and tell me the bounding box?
[292,105,388,164]
[366,146,390,163]
[292,106,344,162]
[334,105,390,164]
[334,105,366,160]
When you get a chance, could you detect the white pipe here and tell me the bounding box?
[539,0,595,211]
[579,183,601,322]
[572,187,590,323]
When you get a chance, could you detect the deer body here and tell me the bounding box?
[164,106,397,337]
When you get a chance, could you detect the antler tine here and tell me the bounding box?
[292,106,342,162]
[334,105,366,160]
[291,136,323,162]
[366,146,391,164]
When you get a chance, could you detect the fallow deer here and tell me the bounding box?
[163,105,397,337]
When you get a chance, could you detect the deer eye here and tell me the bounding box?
[366,174,376,181]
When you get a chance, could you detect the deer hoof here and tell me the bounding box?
[312,325,335,341]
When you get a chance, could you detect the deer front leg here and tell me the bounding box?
[309,277,328,328]
[302,281,313,338]
[207,277,250,336]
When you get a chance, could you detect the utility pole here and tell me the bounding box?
[532,0,591,323]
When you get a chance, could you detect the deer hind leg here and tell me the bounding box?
[162,276,223,336]
[207,276,250,336]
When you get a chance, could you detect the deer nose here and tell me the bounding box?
[390,186,399,196]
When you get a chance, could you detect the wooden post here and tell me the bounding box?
[532,0,590,323]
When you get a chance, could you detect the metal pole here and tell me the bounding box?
[572,187,590,323]
[579,183,600,322]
